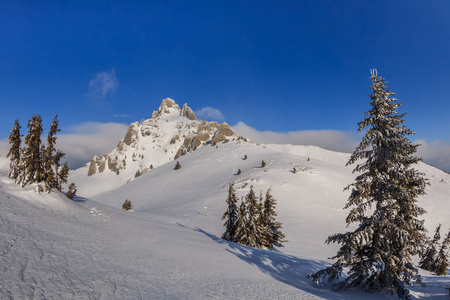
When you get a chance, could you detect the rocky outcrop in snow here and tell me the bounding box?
[86,98,247,180]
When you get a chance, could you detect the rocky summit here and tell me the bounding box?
[86,98,247,181]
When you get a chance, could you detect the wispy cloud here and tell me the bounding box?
[87,68,119,100]
[231,122,450,172]
[0,122,129,170]
[415,139,450,172]
[113,114,131,118]
[195,106,224,121]
[232,122,358,153]
[58,122,129,169]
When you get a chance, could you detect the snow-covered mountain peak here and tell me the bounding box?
[76,98,246,195]
[150,98,181,119]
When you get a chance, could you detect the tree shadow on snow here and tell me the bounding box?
[191,226,347,299]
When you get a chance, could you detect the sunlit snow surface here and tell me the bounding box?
[1,143,449,299]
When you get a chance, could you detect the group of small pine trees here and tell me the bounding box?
[221,184,286,249]
[419,224,450,276]
[6,114,76,199]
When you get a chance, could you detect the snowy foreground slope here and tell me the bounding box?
[2,141,449,299]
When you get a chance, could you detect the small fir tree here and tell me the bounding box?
[434,230,450,276]
[419,224,441,272]
[261,160,266,168]
[174,161,181,170]
[7,119,22,179]
[122,199,132,211]
[59,162,70,188]
[309,70,428,300]
[42,115,62,190]
[261,189,287,248]
[221,184,239,242]
[236,169,242,175]
[243,154,248,160]
[66,183,77,200]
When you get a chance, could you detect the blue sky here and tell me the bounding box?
[1,1,450,170]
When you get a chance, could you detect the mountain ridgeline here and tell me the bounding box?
[86,98,248,180]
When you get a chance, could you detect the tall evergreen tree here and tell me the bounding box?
[53,150,65,191]
[7,119,22,179]
[17,114,44,186]
[221,184,239,242]
[241,187,263,248]
[261,189,286,248]
[419,224,441,272]
[234,200,249,246]
[42,115,62,190]
[310,70,428,300]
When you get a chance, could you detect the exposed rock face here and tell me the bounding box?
[174,121,239,159]
[87,98,246,178]
[180,103,197,120]
[151,98,180,119]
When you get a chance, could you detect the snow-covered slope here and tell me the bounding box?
[2,97,450,298]
[2,141,450,299]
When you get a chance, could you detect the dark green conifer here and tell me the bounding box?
[59,162,69,188]
[234,200,249,245]
[122,199,132,211]
[43,115,62,190]
[17,114,44,186]
[310,70,428,300]
[261,189,286,248]
[419,224,441,272]
[221,184,239,242]
[7,119,22,179]
[174,161,181,170]
[434,230,450,276]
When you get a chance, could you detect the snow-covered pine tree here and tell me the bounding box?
[42,115,62,190]
[261,188,286,248]
[7,119,22,179]
[53,150,65,191]
[419,224,441,272]
[17,114,44,186]
[309,70,428,300]
[234,200,249,245]
[434,229,450,276]
[221,184,239,242]
[59,162,69,189]
[242,187,263,248]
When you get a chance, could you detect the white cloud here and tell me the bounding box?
[87,68,119,99]
[113,114,131,118]
[232,122,450,172]
[195,106,225,121]
[415,139,450,173]
[232,122,358,153]
[0,122,129,170]
[58,122,129,169]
